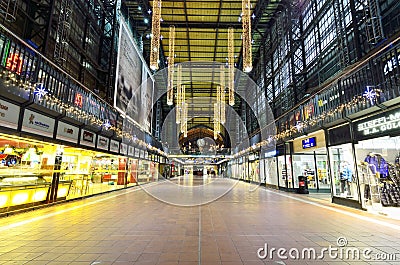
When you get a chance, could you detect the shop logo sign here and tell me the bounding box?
[28,114,50,129]
[99,137,108,147]
[83,131,94,142]
[357,111,400,136]
[0,103,9,118]
[64,128,74,135]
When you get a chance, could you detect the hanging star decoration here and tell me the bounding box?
[33,83,48,100]
[363,86,377,105]
[103,119,111,130]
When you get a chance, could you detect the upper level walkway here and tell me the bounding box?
[0,176,400,264]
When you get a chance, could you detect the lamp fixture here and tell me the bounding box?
[242,0,252,73]
[150,0,162,70]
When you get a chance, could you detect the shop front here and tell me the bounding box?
[277,143,293,190]
[327,124,360,208]
[352,108,400,218]
[291,130,331,193]
[262,148,280,189]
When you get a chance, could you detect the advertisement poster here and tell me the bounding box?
[118,158,127,185]
[0,99,20,129]
[128,145,134,156]
[114,19,154,133]
[114,20,142,123]
[22,109,55,137]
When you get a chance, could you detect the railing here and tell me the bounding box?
[275,33,400,138]
[0,23,118,130]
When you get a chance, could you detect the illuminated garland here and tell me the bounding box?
[228,27,235,106]
[242,0,252,73]
[167,25,175,105]
[150,0,162,70]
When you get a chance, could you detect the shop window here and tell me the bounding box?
[355,136,400,217]
[329,144,359,200]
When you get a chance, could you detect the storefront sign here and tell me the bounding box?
[135,149,140,158]
[22,109,55,137]
[110,140,120,153]
[302,137,316,149]
[80,129,96,147]
[0,99,20,129]
[356,109,400,138]
[128,146,134,156]
[56,121,79,143]
[97,135,109,150]
[120,143,128,155]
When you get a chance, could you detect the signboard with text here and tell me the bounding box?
[0,99,20,129]
[57,121,79,143]
[302,137,317,149]
[22,109,55,137]
[355,108,400,140]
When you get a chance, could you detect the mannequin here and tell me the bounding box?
[339,161,352,196]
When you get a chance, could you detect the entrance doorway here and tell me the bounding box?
[292,148,331,193]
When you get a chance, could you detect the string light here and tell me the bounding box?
[150,0,162,70]
[167,25,175,105]
[228,27,235,106]
[220,66,226,124]
[242,0,252,72]
[176,64,182,124]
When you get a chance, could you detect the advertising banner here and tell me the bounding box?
[97,135,109,150]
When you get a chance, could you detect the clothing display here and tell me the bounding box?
[364,153,388,178]
[339,162,353,181]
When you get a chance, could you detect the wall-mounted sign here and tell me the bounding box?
[355,108,400,139]
[80,129,96,147]
[0,99,20,129]
[128,145,134,156]
[97,135,109,150]
[302,137,317,149]
[57,121,79,143]
[135,149,140,158]
[110,139,120,153]
[22,109,55,137]
[120,143,128,155]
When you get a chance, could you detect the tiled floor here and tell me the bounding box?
[0,177,400,264]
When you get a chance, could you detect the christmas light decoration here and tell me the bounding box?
[150,0,162,70]
[242,0,252,72]
[228,27,235,106]
[167,25,175,105]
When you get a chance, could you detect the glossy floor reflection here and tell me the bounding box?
[0,180,400,264]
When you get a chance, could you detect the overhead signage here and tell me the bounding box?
[97,135,109,150]
[302,137,317,149]
[120,143,128,155]
[356,109,400,138]
[22,109,55,137]
[80,129,96,147]
[128,145,134,156]
[0,99,20,129]
[110,139,120,153]
[57,121,79,143]
[135,149,140,158]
